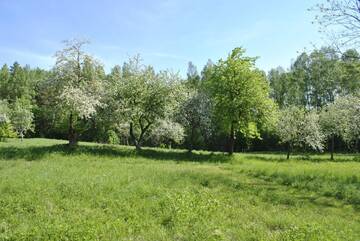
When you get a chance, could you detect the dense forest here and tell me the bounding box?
[1,41,360,157]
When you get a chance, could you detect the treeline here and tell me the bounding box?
[0,40,360,157]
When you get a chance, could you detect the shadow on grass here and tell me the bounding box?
[183,170,360,210]
[0,144,232,163]
[245,154,360,163]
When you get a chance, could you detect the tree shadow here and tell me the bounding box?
[0,143,232,163]
[245,154,360,163]
[188,171,360,211]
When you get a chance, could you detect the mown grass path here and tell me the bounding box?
[0,139,359,240]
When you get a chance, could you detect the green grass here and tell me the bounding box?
[0,139,359,240]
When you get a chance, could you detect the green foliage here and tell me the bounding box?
[0,122,16,141]
[0,64,10,99]
[205,47,277,153]
[267,47,360,109]
[178,87,212,151]
[0,100,16,141]
[6,62,34,102]
[10,98,34,139]
[106,130,119,145]
[1,42,360,154]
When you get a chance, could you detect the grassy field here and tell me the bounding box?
[0,139,359,240]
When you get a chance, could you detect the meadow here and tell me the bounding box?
[0,139,360,240]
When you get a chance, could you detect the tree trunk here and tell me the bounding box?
[129,122,139,150]
[228,122,235,155]
[287,142,291,160]
[330,134,335,161]
[68,113,77,146]
[129,122,143,151]
[188,126,195,153]
[135,142,141,151]
[129,119,152,151]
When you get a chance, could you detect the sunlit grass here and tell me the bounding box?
[0,138,359,240]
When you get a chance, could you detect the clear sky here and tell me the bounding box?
[0,0,325,75]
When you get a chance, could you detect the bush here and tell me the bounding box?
[0,122,16,141]
[106,130,119,145]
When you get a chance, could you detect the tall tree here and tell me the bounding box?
[307,47,341,108]
[0,64,9,99]
[268,67,288,108]
[5,62,33,103]
[186,61,201,87]
[205,48,276,155]
[340,49,360,95]
[270,48,343,109]
[49,39,104,146]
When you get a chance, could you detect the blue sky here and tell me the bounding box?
[0,0,325,75]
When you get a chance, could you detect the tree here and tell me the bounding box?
[339,49,360,95]
[10,98,34,141]
[331,95,360,151]
[205,47,276,155]
[268,67,288,108]
[307,48,341,108]
[0,100,16,141]
[178,63,213,152]
[49,39,104,146]
[277,106,324,159]
[186,61,201,87]
[178,89,212,152]
[150,119,185,148]
[269,48,343,109]
[114,56,180,150]
[0,64,9,99]
[320,99,348,160]
[5,62,35,103]
[312,0,360,49]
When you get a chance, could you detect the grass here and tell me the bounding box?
[0,139,359,240]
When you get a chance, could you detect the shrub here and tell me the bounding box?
[106,130,119,145]
[0,122,16,141]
